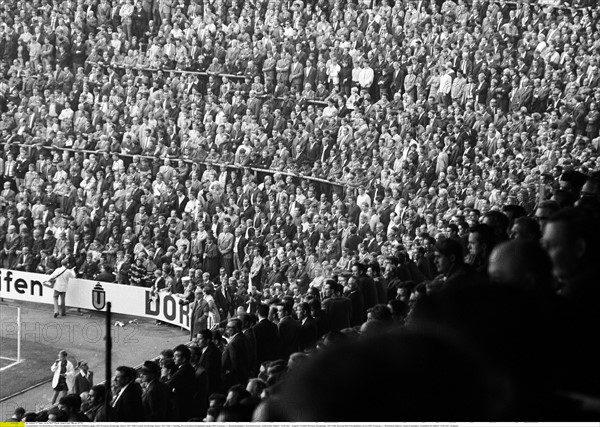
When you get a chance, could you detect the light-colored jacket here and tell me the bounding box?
[48,266,76,293]
[51,359,75,390]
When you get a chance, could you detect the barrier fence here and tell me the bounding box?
[12,141,352,197]
[0,268,191,330]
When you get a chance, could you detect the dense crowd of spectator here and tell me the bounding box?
[2,0,600,422]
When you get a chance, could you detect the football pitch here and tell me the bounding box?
[0,336,61,400]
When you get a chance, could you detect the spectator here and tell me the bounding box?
[84,384,109,422]
[72,361,94,396]
[197,329,222,395]
[140,361,171,422]
[58,394,89,422]
[276,301,300,360]
[222,318,252,390]
[111,366,144,422]
[50,350,75,405]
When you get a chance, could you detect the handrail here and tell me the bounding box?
[13,142,350,190]
[489,0,594,11]
[86,61,329,105]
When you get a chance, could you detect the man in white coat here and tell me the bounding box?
[51,350,75,404]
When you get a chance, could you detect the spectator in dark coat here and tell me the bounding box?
[347,276,365,327]
[277,302,300,359]
[296,302,319,352]
[72,361,93,396]
[111,366,145,422]
[140,361,171,421]
[352,263,378,311]
[221,318,252,389]
[164,345,197,421]
[198,329,223,395]
[239,313,258,377]
[190,346,210,419]
[253,304,279,365]
[322,280,352,332]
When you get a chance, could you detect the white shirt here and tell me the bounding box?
[356,193,372,207]
[48,266,76,292]
[358,66,374,87]
[439,72,453,94]
[112,382,130,407]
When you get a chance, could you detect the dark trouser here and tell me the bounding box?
[221,254,233,277]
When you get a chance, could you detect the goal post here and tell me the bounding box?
[0,304,23,368]
[17,306,21,363]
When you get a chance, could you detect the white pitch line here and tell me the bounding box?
[0,360,21,371]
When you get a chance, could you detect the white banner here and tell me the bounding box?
[0,269,191,330]
[69,278,191,330]
[0,268,50,305]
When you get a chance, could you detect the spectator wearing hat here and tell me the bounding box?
[73,361,94,396]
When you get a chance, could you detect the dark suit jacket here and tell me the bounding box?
[221,332,252,389]
[199,342,222,394]
[243,328,258,376]
[141,379,171,421]
[192,365,209,419]
[234,236,247,266]
[349,289,365,326]
[303,66,317,89]
[213,286,232,320]
[323,296,352,332]
[298,317,319,351]
[391,68,405,94]
[359,275,378,311]
[123,201,139,221]
[165,363,196,421]
[278,315,300,360]
[253,318,279,364]
[112,381,144,422]
[175,196,189,216]
[94,227,111,245]
[73,371,94,396]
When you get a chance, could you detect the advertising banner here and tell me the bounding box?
[69,278,191,330]
[0,269,191,330]
[0,269,51,305]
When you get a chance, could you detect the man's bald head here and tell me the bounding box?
[488,240,553,293]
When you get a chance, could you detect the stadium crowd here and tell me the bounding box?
[2,0,600,421]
